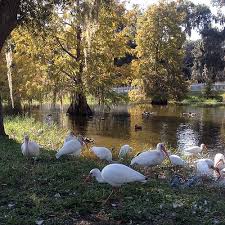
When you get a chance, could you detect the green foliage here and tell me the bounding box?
[180,92,224,105]
[0,1,131,107]
[183,40,195,80]
[177,1,212,36]
[202,82,214,99]
[85,2,131,105]
[5,116,68,150]
[192,28,225,83]
[134,1,187,102]
[201,64,214,98]
[0,0,224,110]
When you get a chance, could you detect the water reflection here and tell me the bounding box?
[25,103,225,156]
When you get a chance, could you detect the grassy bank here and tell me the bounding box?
[1,117,225,224]
[177,91,225,106]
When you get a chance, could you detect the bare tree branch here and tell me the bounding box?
[61,69,78,84]
[55,36,77,60]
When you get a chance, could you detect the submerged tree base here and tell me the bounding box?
[67,93,93,116]
[8,102,23,115]
[151,98,168,105]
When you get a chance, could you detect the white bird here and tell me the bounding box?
[88,163,147,186]
[130,143,171,167]
[21,135,40,158]
[184,144,207,155]
[90,146,112,162]
[214,153,225,170]
[195,159,220,177]
[169,154,186,166]
[56,135,86,159]
[64,131,76,144]
[118,144,132,159]
[87,163,147,202]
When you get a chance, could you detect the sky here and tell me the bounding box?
[126,0,213,8]
[124,0,223,40]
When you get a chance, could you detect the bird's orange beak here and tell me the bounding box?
[211,166,221,179]
[163,146,172,164]
[215,159,225,168]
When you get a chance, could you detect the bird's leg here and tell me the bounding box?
[32,157,38,165]
[102,188,117,205]
[143,166,152,177]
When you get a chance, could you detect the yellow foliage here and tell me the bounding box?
[134,0,187,101]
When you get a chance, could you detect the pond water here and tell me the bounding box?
[28,103,225,156]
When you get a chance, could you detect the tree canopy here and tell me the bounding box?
[134,1,187,104]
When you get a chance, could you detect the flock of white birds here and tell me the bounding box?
[21,132,225,190]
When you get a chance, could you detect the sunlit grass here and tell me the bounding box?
[1,117,225,224]
[179,91,225,106]
[5,116,68,151]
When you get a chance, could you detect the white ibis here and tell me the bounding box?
[169,154,186,166]
[130,143,171,167]
[184,144,207,155]
[118,145,132,159]
[89,163,147,186]
[56,135,86,159]
[21,135,40,158]
[90,146,112,162]
[195,159,220,177]
[214,153,225,170]
[87,163,147,202]
[64,131,76,144]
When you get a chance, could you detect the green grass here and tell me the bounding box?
[5,116,69,151]
[178,91,225,106]
[1,117,225,224]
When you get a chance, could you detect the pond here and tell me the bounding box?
[28,103,225,156]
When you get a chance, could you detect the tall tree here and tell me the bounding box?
[192,27,225,83]
[50,0,128,115]
[177,1,212,36]
[183,40,195,80]
[0,0,20,135]
[0,0,63,136]
[135,1,187,104]
[86,1,130,105]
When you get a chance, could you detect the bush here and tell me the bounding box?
[213,95,223,102]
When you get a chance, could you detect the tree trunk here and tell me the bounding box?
[52,89,57,107]
[0,1,19,50]
[28,99,32,109]
[66,0,92,116]
[11,97,22,114]
[0,0,20,136]
[0,96,7,136]
[151,98,168,105]
[67,92,92,116]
